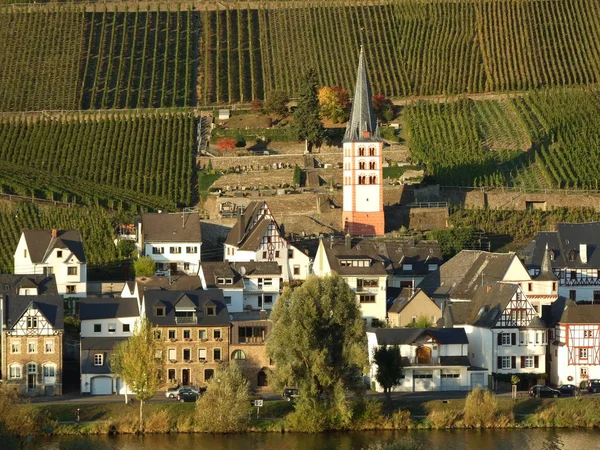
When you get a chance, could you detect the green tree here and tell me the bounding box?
[373,345,404,403]
[293,165,303,187]
[111,318,164,430]
[133,256,155,277]
[264,90,289,116]
[267,273,367,430]
[293,69,326,151]
[194,363,252,433]
[117,239,137,259]
[405,315,433,328]
[430,226,479,260]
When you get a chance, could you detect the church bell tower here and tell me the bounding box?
[342,47,385,236]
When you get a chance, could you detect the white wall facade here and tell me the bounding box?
[551,323,600,387]
[342,142,383,213]
[144,242,201,275]
[81,317,139,338]
[242,277,280,310]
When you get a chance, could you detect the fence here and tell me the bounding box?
[439,185,600,196]
[0,192,75,207]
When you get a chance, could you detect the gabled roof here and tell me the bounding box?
[419,251,516,301]
[225,201,279,251]
[141,212,201,243]
[22,229,86,263]
[143,290,228,326]
[231,261,281,276]
[378,241,443,276]
[522,223,600,270]
[0,274,58,296]
[173,293,196,310]
[200,262,244,289]
[369,327,468,345]
[79,297,139,320]
[558,300,600,324]
[343,46,380,143]
[3,295,64,330]
[319,237,387,276]
[388,288,438,315]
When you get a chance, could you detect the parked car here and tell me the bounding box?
[282,387,300,402]
[178,389,199,403]
[529,385,561,398]
[557,384,579,397]
[587,379,600,393]
[166,386,199,399]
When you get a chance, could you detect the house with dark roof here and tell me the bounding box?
[1,295,64,395]
[79,297,140,395]
[366,327,485,392]
[230,261,281,311]
[0,274,58,297]
[223,201,311,282]
[388,288,441,328]
[141,290,230,387]
[520,222,600,302]
[314,236,388,325]
[551,300,600,387]
[440,281,548,380]
[14,229,87,297]
[139,212,202,275]
[199,262,244,312]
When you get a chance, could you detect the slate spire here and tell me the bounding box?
[343,46,380,143]
[536,243,557,281]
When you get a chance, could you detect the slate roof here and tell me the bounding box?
[225,201,269,249]
[3,295,64,330]
[230,261,281,276]
[143,290,229,326]
[80,297,139,320]
[200,262,244,288]
[419,250,516,300]
[369,327,468,345]
[343,46,380,143]
[320,237,388,276]
[22,229,86,263]
[141,212,201,243]
[81,337,127,374]
[0,274,58,296]
[135,275,203,292]
[522,222,600,270]
[558,300,600,324]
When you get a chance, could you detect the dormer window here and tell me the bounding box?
[156,307,165,317]
[206,306,215,316]
[403,264,413,271]
[568,250,576,261]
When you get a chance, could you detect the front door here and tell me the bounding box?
[416,346,432,364]
[182,369,190,386]
[170,263,178,274]
[28,374,36,390]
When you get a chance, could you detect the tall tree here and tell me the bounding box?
[373,345,404,403]
[293,69,326,152]
[194,363,252,432]
[318,85,350,123]
[264,90,289,117]
[111,318,164,430]
[267,273,367,429]
[133,256,155,277]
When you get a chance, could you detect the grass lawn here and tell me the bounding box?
[198,171,221,200]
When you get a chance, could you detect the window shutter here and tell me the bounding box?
[497,356,502,370]
[521,356,526,368]
[497,333,502,345]
[511,356,516,369]
[534,355,539,369]
[511,333,516,346]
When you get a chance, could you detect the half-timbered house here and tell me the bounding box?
[551,300,600,386]
[1,295,63,395]
[223,201,311,282]
[521,222,600,302]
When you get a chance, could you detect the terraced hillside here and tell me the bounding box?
[2,0,600,110]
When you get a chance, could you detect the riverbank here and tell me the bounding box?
[21,394,600,436]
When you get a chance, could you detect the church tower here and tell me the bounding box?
[342,47,385,236]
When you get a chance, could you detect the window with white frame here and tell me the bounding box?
[213,329,222,339]
[213,348,222,361]
[9,364,22,379]
[581,367,589,377]
[501,356,512,369]
[94,354,103,366]
[168,348,176,361]
[170,247,181,254]
[186,246,198,254]
[27,317,38,329]
[68,266,78,276]
[27,363,37,374]
[584,330,593,338]
[28,341,37,354]
[579,348,588,359]
[108,323,116,333]
[11,340,20,354]
[45,339,54,353]
[501,333,511,346]
[198,348,207,361]
[519,331,526,345]
[43,365,56,377]
[152,246,164,254]
[524,356,534,368]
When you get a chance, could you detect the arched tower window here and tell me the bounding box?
[358,147,365,156]
[369,161,376,170]
[359,161,365,170]
[231,350,246,360]
[369,148,376,156]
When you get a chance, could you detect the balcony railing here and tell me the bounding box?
[175,316,197,324]
[562,278,600,287]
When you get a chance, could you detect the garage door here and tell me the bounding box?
[440,371,461,391]
[413,372,434,392]
[471,372,486,389]
[91,376,112,395]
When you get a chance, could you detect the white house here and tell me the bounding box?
[14,229,87,297]
[551,300,600,387]
[223,201,311,282]
[79,297,140,395]
[521,223,600,302]
[366,328,485,392]
[313,236,388,325]
[231,261,281,311]
[199,262,245,313]
[139,212,202,275]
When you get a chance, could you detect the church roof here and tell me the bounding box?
[343,47,380,143]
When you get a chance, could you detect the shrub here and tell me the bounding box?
[264,90,289,116]
[216,137,237,152]
[144,409,173,433]
[133,256,155,277]
[390,409,412,429]
[426,408,462,429]
[352,399,385,430]
[250,98,264,112]
[463,388,514,428]
[283,399,330,433]
[0,386,53,436]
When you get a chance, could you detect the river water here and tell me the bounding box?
[34,429,600,450]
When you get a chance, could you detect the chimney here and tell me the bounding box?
[486,285,492,293]
[51,229,58,238]
[499,284,504,291]
[580,243,588,264]
[345,233,351,249]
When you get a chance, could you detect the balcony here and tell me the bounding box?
[175,315,197,324]
[562,278,600,287]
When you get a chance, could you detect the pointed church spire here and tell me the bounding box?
[343,46,380,143]
[536,243,557,281]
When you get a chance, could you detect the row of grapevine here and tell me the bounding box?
[0,9,84,111]
[0,111,196,208]
[0,201,120,273]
